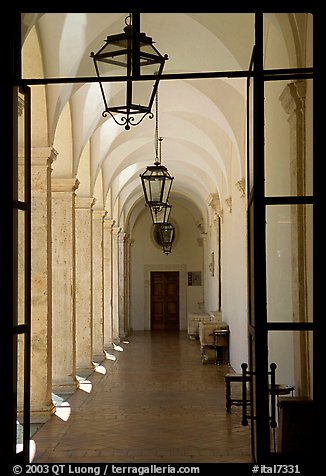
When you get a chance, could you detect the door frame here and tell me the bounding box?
[12,84,32,464]
[150,271,180,330]
[246,13,315,462]
[9,11,318,466]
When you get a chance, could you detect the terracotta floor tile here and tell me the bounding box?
[32,331,252,464]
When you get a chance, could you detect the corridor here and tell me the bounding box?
[31,331,252,464]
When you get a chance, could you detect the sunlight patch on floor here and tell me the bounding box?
[78,380,92,393]
[104,350,117,361]
[55,401,71,421]
[95,365,106,374]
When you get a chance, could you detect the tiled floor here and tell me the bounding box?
[31,331,252,463]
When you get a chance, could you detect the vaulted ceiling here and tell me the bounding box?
[21,13,305,233]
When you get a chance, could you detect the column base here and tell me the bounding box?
[52,377,79,395]
[93,352,106,364]
[30,402,56,423]
[76,363,96,379]
[104,339,121,350]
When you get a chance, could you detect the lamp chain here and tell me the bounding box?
[154,89,163,165]
[155,90,160,164]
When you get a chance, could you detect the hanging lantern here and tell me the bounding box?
[149,202,172,224]
[140,160,173,208]
[140,91,174,208]
[90,13,168,130]
[159,222,175,255]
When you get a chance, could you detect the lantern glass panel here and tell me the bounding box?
[160,224,175,244]
[150,204,171,224]
[133,81,155,110]
[150,178,164,203]
[161,178,172,204]
[162,243,172,254]
[141,165,173,206]
[100,40,128,59]
[94,55,128,77]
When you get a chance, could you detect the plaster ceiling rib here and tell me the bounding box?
[22,12,255,232]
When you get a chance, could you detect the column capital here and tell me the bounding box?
[52,177,80,193]
[103,218,115,229]
[19,146,58,167]
[207,192,224,221]
[31,147,58,166]
[207,192,220,211]
[112,226,121,236]
[235,178,246,198]
[225,197,232,213]
[279,80,306,116]
[93,209,108,220]
[75,196,95,209]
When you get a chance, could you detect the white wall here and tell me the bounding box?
[221,181,248,372]
[203,218,220,314]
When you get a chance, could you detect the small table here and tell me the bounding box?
[269,384,294,396]
[224,376,294,413]
[212,329,229,365]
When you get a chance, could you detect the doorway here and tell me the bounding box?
[150,271,179,331]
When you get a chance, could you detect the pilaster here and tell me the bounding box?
[92,209,107,362]
[51,177,79,394]
[30,147,57,421]
[112,226,121,343]
[118,232,126,338]
[103,219,115,349]
[124,234,131,335]
[75,196,96,376]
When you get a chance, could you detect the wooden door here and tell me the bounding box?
[151,272,179,331]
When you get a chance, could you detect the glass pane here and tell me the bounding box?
[266,205,313,323]
[16,333,25,455]
[248,335,257,459]
[154,13,255,74]
[17,209,26,325]
[247,74,254,194]
[23,13,255,79]
[263,14,313,70]
[18,89,26,202]
[264,79,313,197]
[268,330,313,395]
[268,330,313,454]
[248,204,255,327]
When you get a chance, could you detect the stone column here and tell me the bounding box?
[51,177,79,394]
[103,219,115,349]
[112,226,121,343]
[75,196,95,376]
[201,232,208,309]
[124,234,131,334]
[92,209,107,362]
[118,232,126,338]
[30,147,56,422]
